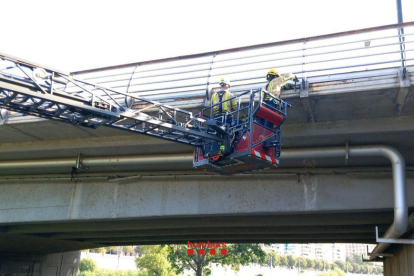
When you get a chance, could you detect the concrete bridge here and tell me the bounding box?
[0,22,414,275]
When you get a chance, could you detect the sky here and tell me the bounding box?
[1,0,414,72]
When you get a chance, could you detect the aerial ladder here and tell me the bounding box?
[0,53,290,175]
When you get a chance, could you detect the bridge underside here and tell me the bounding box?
[0,173,413,254]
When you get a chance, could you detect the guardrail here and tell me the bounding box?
[70,22,414,103]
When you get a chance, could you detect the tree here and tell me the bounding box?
[105,246,118,254]
[297,257,307,269]
[79,257,97,272]
[314,260,323,270]
[123,246,133,254]
[345,262,353,273]
[167,243,265,276]
[361,265,368,274]
[265,252,280,268]
[307,259,315,269]
[272,253,281,267]
[352,254,363,265]
[287,255,297,267]
[375,266,384,275]
[135,245,177,276]
[334,260,346,271]
[353,264,361,273]
[280,255,288,267]
[332,268,346,276]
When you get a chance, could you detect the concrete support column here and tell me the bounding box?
[0,251,80,276]
[0,254,42,276]
[40,251,80,276]
[383,244,414,276]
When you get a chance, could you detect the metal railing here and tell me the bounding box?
[67,21,414,105]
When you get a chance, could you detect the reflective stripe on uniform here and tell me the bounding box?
[212,91,231,115]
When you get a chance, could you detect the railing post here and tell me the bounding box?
[205,54,217,103]
[396,0,406,76]
[125,65,140,108]
[302,39,307,80]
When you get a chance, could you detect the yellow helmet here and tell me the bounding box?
[267,68,279,77]
[219,77,231,87]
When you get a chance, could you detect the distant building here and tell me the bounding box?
[300,244,315,259]
[263,243,349,263]
[285,244,302,257]
[332,244,346,262]
[345,244,376,258]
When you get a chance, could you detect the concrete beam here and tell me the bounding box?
[102,238,375,246]
[49,225,391,240]
[0,173,412,226]
[5,211,395,234]
[83,233,376,244]
[283,115,414,138]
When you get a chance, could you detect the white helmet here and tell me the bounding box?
[219,78,231,87]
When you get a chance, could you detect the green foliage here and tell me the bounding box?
[334,260,346,270]
[318,268,345,276]
[306,259,315,269]
[297,257,307,268]
[345,262,353,272]
[79,257,97,272]
[368,266,374,274]
[287,255,297,267]
[203,268,211,276]
[135,246,143,255]
[361,265,369,274]
[79,268,142,276]
[90,248,106,254]
[279,255,288,267]
[265,252,280,267]
[352,253,364,265]
[105,246,118,254]
[135,245,177,276]
[353,264,361,273]
[332,268,346,276]
[167,243,265,276]
[330,263,339,270]
[314,260,323,270]
[123,246,134,254]
[377,266,384,274]
[272,253,281,266]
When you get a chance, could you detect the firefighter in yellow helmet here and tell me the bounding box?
[263,68,295,103]
[211,78,237,124]
[258,69,295,128]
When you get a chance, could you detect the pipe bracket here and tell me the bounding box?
[375,226,414,245]
[71,153,89,180]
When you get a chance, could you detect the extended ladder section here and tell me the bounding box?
[0,53,223,146]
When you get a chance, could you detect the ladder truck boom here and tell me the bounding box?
[0,53,290,175]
